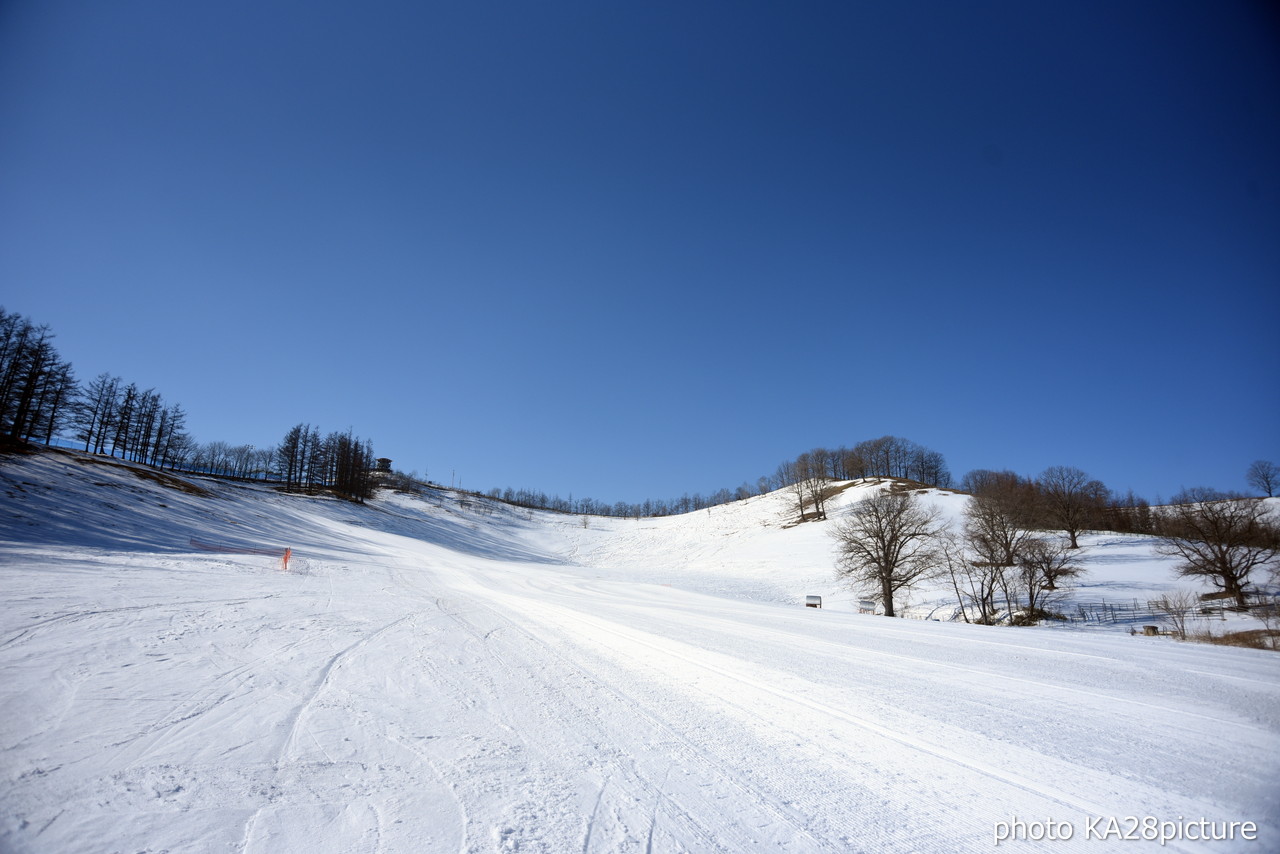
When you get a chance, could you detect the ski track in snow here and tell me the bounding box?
[1,450,1279,853]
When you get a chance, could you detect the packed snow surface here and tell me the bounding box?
[2,449,1278,853]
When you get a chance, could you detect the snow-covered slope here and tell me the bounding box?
[2,449,1277,853]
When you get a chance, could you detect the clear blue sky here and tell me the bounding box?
[2,1,1277,505]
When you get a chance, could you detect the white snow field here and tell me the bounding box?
[2,448,1278,853]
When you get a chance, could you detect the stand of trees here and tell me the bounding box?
[2,309,379,502]
[277,424,376,501]
[184,441,275,479]
[777,453,834,522]
[958,466,1114,546]
[72,373,191,468]
[0,309,77,446]
[835,465,1280,626]
[835,468,1097,624]
[484,486,743,519]
[486,435,954,522]
[949,477,1086,624]
[773,437,952,523]
[1102,490,1155,535]
[779,437,952,490]
[834,475,1091,625]
[0,308,196,469]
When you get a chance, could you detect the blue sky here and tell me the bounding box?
[2,1,1277,505]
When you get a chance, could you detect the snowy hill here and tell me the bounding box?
[2,448,1278,853]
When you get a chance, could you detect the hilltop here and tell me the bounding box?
[2,447,1278,853]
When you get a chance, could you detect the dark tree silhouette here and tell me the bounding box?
[832,489,943,617]
[1155,488,1280,608]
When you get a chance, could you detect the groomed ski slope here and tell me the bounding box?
[2,449,1278,853]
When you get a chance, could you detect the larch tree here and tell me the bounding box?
[0,311,76,445]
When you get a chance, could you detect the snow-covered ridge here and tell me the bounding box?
[2,448,1278,853]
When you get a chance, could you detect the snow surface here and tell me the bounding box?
[2,449,1278,853]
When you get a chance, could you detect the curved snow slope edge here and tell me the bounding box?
[2,449,1278,854]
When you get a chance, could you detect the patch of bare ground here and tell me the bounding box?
[1190,628,1280,652]
[59,448,215,497]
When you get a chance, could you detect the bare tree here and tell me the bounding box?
[1037,465,1109,548]
[1153,590,1199,640]
[1016,537,1084,620]
[1254,602,1280,651]
[777,453,828,522]
[963,491,1037,568]
[954,561,1008,625]
[1247,460,1279,498]
[72,372,120,454]
[1155,488,1280,608]
[959,489,1039,622]
[800,452,831,520]
[775,459,806,521]
[1019,536,1085,591]
[167,431,198,470]
[936,530,980,623]
[832,489,943,617]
